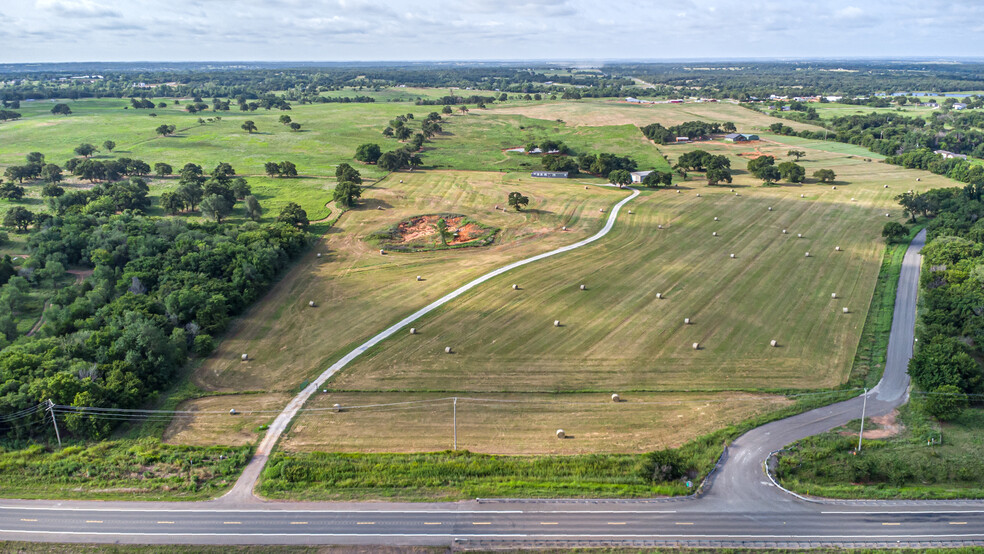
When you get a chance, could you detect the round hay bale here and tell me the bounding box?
[556,429,565,439]
[735,193,739,196]
[692,342,700,350]
[241,353,248,361]
[316,253,322,258]
[580,284,586,291]
[655,293,662,299]
[599,208,604,212]
[712,231,718,236]
[445,346,452,354]
[677,190,681,194]
[714,216,719,221]
[554,320,561,327]
[696,193,701,197]
[585,186,589,190]
[308,300,316,307]
[379,249,386,255]
[229,408,237,415]
[494,205,499,210]
[770,339,778,347]
[797,233,803,238]
[851,198,856,201]
[658,224,664,229]
[512,284,518,290]
[805,252,811,257]
[884,185,889,188]
[410,327,416,335]
[416,275,423,281]
[916,178,921,182]
[730,189,734,192]
[782,229,787,234]
[832,186,837,190]
[801,194,805,198]
[768,206,773,211]
[831,293,837,298]
[611,393,620,402]
[885,213,891,217]
[628,210,633,214]
[400,179,403,183]
[843,307,849,314]
[333,403,342,413]
[835,246,841,251]
[730,253,735,258]
[562,226,567,231]
[684,318,691,325]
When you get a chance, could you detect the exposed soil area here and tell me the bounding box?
[397,215,485,245]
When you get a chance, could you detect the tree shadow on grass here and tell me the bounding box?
[354,198,393,211]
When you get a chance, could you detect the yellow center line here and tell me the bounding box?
[290,522,308,525]
[540,522,559,525]
[85,520,102,524]
[608,522,627,525]
[882,522,901,526]
[423,522,442,525]
[950,522,968,525]
[223,522,241,525]
[472,522,492,525]
[675,522,695,526]
[20,519,37,522]
[157,521,174,524]
[357,522,375,525]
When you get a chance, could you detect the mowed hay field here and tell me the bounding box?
[490,99,825,132]
[190,170,621,394]
[327,139,951,393]
[279,392,792,455]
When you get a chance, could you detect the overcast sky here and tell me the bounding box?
[2,0,984,63]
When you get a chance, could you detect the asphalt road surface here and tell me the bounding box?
[7,225,977,549]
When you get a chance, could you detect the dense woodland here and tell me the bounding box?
[0,213,307,440]
[611,61,984,98]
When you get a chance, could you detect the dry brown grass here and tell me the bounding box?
[490,100,824,132]
[328,140,950,394]
[279,392,792,455]
[192,170,620,393]
[163,393,291,446]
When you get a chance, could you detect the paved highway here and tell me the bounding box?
[7,221,979,548]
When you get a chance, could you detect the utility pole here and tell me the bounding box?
[47,399,62,448]
[857,388,868,453]
[453,397,458,451]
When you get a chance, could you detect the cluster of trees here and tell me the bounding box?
[901,186,984,420]
[640,120,736,144]
[413,94,496,106]
[278,114,302,131]
[0,109,21,121]
[158,162,257,222]
[381,112,443,151]
[333,163,362,208]
[675,149,733,185]
[743,155,826,185]
[574,152,637,179]
[887,149,984,187]
[377,147,423,172]
[0,212,308,439]
[264,161,298,178]
[610,61,984,99]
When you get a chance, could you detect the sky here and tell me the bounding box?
[2,0,984,63]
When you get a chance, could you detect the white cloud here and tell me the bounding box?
[35,0,120,17]
[834,6,863,19]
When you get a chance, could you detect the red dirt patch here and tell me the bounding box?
[397,215,483,245]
